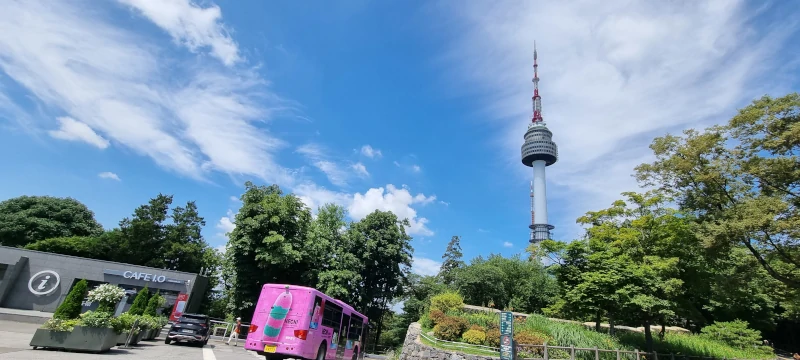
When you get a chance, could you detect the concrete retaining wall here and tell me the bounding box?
[398,322,499,360]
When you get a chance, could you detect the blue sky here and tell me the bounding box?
[1,0,799,278]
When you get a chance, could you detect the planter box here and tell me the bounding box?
[115,331,141,346]
[30,326,118,353]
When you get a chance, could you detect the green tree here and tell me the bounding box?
[223,182,314,319]
[145,291,165,316]
[0,196,103,247]
[439,235,464,286]
[53,279,88,320]
[128,286,150,316]
[25,236,110,259]
[315,204,363,305]
[117,194,173,268]
[635,93,800,288]
[349,210,413,345]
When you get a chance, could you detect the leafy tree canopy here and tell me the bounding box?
[0,195,104,247]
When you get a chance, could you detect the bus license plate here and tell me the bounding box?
[264,345,276,353]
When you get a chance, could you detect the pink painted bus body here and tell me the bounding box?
[244,284,369,360]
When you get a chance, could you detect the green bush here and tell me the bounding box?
[462,329,486,345]
[700,320,761,349]
[41,318,80,332]
[515,330,550,345]
[420,312,434,329]
[139,315,160,330]
[144,291,165,316]
[432,316,468,341]
[53,279,88,320]
[111,313,141,334]
[79,310,113,328]
[430,291,464,314]
[127,286,150,316]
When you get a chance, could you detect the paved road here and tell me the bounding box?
[0,320,391,360]
[0,320,258,360]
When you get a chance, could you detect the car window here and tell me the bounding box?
[179,316,208,324]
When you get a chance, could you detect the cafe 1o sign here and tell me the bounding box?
[123,271,167,283]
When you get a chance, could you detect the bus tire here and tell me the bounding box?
[351,347,359,360]
[315,342,326,360]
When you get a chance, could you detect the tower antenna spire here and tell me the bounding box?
[532,41,543,123]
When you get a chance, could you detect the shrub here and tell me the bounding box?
[700,320,761,349]
[485,327,501,347]
[433,316,468,341]
[41,318,80,332]
[87,284,125,313]
[469,324,486,332]
[111,313,141,334]
[429,309,446,325]
[463,329,487,345]
[515,330,550,345]
[127,286,150,315]
[53,279,88,320]
[139,315,160,330]
[79,310,113,328]
[144,291,166,316]
[419,312,434,329]
[430,292,464,314]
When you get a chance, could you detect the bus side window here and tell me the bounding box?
[322,301,343,329]
[348,315,363,341]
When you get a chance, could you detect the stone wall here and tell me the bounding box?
[399,322,499,360]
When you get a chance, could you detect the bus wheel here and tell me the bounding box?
[315,342,326,360]
[351,347,359,360]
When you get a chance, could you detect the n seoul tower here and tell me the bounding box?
[521,42,558,242]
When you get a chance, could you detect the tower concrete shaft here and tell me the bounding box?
[521,42,558,242]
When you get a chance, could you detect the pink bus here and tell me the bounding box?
[244,284,370,360]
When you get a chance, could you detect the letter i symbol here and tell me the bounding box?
[37,276,50,290]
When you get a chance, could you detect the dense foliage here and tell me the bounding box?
[53,279,88,320]
[0,196,104,247]
[222,182,414,345]
[127,286,150,316]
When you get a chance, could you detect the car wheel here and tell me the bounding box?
[315,342,327,360]
[165,338,172,345]
[203,338,209,346]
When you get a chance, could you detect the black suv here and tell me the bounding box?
[165,313,211,346]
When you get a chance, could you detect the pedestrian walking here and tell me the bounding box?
[227,317,242,346]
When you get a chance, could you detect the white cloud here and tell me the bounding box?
[436,0,797,239]
[0,0,293,184]
[351,162,369,177]
[412,257,442,277]
[229,195,239,202]
[503,241,513,248]
[349,185,436,236]
[216,209,236,238]
[297,144,350,187]
[98,172,121,181]
[478,228,489,233]
[293,183,437,237]
[117,0,240,66]
[360,145,382,159]
[49,117,110,149]
[411,164,421,173]
[439,200,450,206]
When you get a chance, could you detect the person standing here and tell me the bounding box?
[227,318,242,346]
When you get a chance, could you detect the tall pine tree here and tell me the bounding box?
[439,235,464,286]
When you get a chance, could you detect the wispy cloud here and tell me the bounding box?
[297,143,350,187]
[117,0,241,66]
[436,0,798,239]
[360,144,382,159]
[351,162,369,177]
[49,117,110,149]
[98,172,121,181]
[503,241,513,248]
[0,0,292,184]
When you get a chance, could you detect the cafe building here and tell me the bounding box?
[0,246,208,317]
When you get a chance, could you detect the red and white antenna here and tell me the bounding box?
[532,41,543,123]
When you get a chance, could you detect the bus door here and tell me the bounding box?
[336,313,351,360]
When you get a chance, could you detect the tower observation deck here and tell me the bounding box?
[521,42,558,242]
